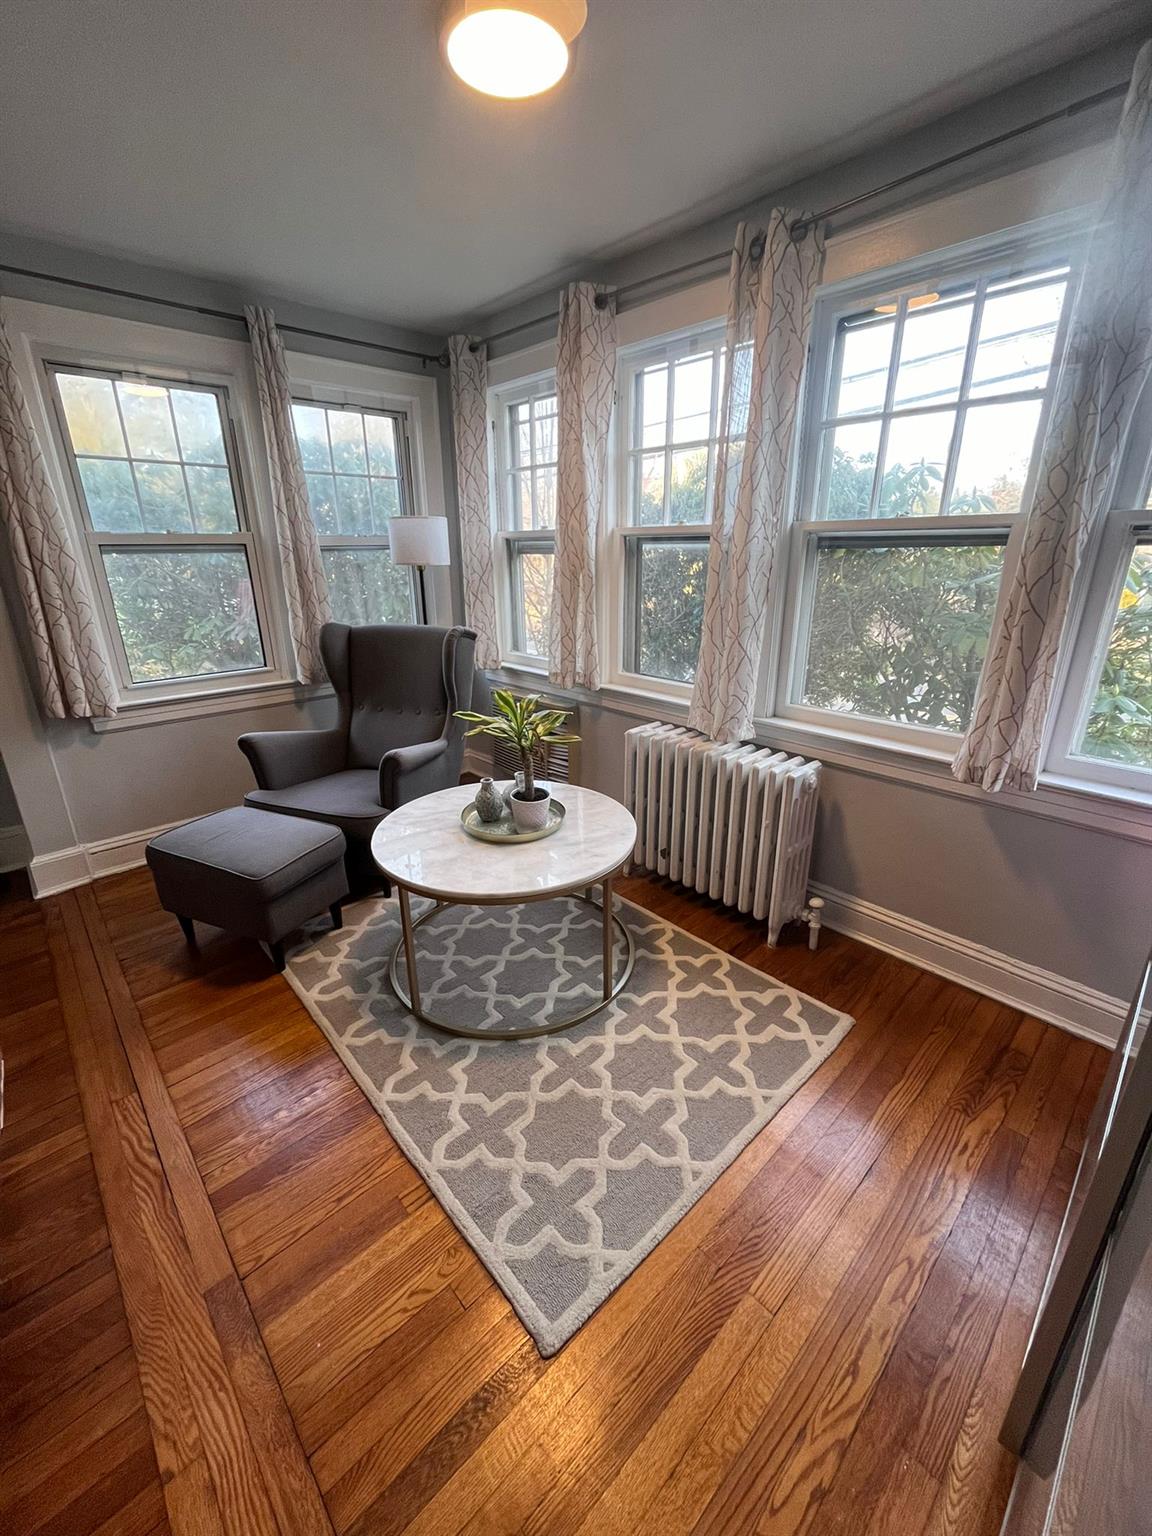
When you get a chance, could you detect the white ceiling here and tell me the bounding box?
[0,0,1140,332]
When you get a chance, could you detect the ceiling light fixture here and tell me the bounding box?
[441,1,588,99]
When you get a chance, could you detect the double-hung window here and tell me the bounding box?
[777,246,1074,748]
[291,399,417,625]
[613,329,723,687]
[48,365,276,694]
[492,378,557,663]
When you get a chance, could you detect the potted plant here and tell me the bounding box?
[456,691,580,832]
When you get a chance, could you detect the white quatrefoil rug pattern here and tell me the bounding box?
[286,895,853,1355]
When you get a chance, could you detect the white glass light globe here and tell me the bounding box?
[445,9,570,98]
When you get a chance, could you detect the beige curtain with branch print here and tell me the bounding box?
[245,306,330,684]
[549,283,617,691]
[0,312,118,718]
[449,336,500,669]
[953,40,1152,792]
[688,215,824,743]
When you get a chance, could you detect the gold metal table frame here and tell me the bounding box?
[387,871,635,1041]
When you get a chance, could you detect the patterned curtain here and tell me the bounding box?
[448,336,500,668]
[244,306,331,684]
[954,40,1152,792]
[688,215,824,742]
[0,311,118,718]
[550,282,617,691]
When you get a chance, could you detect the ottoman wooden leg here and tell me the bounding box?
[177,915,197,946]
[268,940,286,973]
[330,901,344,930]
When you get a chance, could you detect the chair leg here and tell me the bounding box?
[268,939,286,973]
[177,914,197,946]
[330,901,344,930]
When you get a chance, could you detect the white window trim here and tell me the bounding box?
[603,325,723,700]
[44,361,290,705]
[763,224,1080,758]
[489,370,558,669]
[287,354,450,626]
[289,393,419,625]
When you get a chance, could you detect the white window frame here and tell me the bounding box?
[43,358,286,703]
[290,393,419,624]
[490,371,558,668]
[1045,381,1152,795]
[764,226,1080,755]
[605,324,725,700]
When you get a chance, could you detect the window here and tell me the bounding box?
[1047,397,1152,792]
[493,379,558,662]
[614,332,723,686]
[291,399,416,625]
[49,366,275,692]
[778,249,1073,744]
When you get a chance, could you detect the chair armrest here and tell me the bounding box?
[378,738,450,809]
[238,728,346,791]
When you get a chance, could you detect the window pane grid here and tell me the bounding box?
[51,366,271,689]
[815,265,1068,524]
[294,402,404,539]
[626,344,723,527]
[505,393,558,531]
[56,372,242,539]
[291,400,414,625]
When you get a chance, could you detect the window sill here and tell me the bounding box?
[487,667,1151,842]
[754,716,1152,844]
[489,661,691,722]
[90,679,334,733]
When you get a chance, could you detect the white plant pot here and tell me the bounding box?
[509,790,551,832]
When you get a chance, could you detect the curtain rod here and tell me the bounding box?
[475,78,1128,351]
[0,263,449,369]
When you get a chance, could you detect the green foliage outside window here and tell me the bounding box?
[1079,546,1152,768]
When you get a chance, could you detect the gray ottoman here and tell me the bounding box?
[146,806,348,971]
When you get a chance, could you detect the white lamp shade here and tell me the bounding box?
[387,516,451,567]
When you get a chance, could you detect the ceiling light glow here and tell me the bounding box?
[441,1,587,99]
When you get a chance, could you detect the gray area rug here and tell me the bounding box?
[286,895,853,1355]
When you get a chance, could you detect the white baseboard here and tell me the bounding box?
[0,823,31,874]
[29,817,185,897]
[24,813,1128,1047]
[810,881,1129,1048]
[28,844,92,897]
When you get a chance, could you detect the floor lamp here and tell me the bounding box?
[388,516,451,624]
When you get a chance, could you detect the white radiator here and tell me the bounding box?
[623,723,824,948]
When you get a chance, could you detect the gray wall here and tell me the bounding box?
[458,29,1152,1008]
[540,699,1150,1004]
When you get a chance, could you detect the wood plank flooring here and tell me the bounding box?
[0,865,1107,1536]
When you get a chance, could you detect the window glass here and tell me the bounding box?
[57,372,240,534]
[51,367,269,693]
[814,267,1068,521]
[511,543,553,658]
[1076,540,1152,770]
[506,394,559,530]
[626,341,723,526]
[101,547,263,683]
[632,538,708,683]
[798,536,1007,730]
[291,400,415,625]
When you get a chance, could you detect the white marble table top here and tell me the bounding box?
[371,782,636,902]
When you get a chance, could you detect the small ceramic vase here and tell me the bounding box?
[473,778,506,824]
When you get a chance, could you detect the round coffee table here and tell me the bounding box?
[371,782,637,1040]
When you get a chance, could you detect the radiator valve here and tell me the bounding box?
[799,896,824,952]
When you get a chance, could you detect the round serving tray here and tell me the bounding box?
[460,797,565,844]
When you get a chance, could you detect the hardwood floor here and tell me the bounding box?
[0,866,1106,1536]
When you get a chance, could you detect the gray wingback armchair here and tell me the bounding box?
[239,622,481,892]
